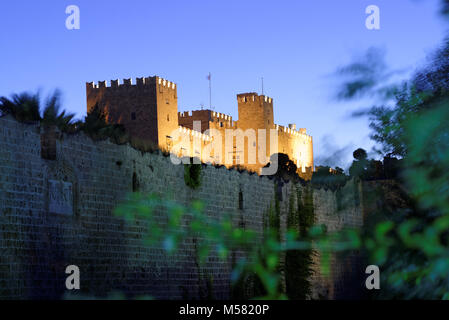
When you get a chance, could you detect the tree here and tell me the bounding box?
[311,165,348,190]
[0,92,40,123]
[353,148,367,161]
[334,34,449,298]
[348,148,369,178]
[80,103,127,142]
[265,153,299,181]
[41,90,76,132]
[0,90,76,132]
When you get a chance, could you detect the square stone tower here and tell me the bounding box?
[86,76,178,149]
[237,93,275,170]
[237,93,274,131]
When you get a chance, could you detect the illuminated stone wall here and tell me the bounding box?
[87,78,313,177]
[86,76,178,149]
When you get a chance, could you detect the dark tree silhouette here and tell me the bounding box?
[265,153,299,181]
[81,103,127,142]
[353,148,368,161]
[0,90,76,131]
[0,92,41,123]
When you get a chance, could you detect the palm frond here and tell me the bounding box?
[0,92,40,122]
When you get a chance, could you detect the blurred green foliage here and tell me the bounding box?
[114,188,363,300]
[115,193,287,299]
[184,162,202,189]
[285,185,315,300]
[335,35,449,298]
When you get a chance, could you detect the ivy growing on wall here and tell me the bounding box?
[269,183,282,241]
[193,237,215,300]
[231,269,265,299]
[353,179,360,207]
[228,185,283,300]
[285,183,316,300]
[232,184,284,299]
[184,162,202,189]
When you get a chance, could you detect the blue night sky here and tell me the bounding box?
[0,0,447,168]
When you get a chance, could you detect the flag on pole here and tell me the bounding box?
[207,73,212,109]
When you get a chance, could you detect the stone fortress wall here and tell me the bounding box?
[86,76,314,178]
[0,115,364,299]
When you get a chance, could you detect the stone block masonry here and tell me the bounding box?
[0,115,364,299]
[88,76,314,177]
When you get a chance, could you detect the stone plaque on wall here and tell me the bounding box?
[49,180,73,215]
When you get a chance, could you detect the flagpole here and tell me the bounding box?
[208,72,212,109]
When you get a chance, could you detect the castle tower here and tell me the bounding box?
[237,93,274,131]
[86,76,178,150]
[236,93,275,170]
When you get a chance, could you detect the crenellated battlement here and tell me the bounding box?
[177,110,235,130]
[85,74,313,175]
[178,126,212,141]
[237,92,273,104]
[178,110,207,118]
[211,111,233,123]
[177,110,233,121]
[156,76,177,90]
[276,124,312,141]
[86,76,177,91]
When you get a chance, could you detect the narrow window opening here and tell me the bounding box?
[239,191,244,210]
[132,172,139,192]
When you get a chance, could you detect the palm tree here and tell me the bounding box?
[0,92,40,123]
[1,90,131,143]
[40,90,76,132]
[0,90,77,132]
